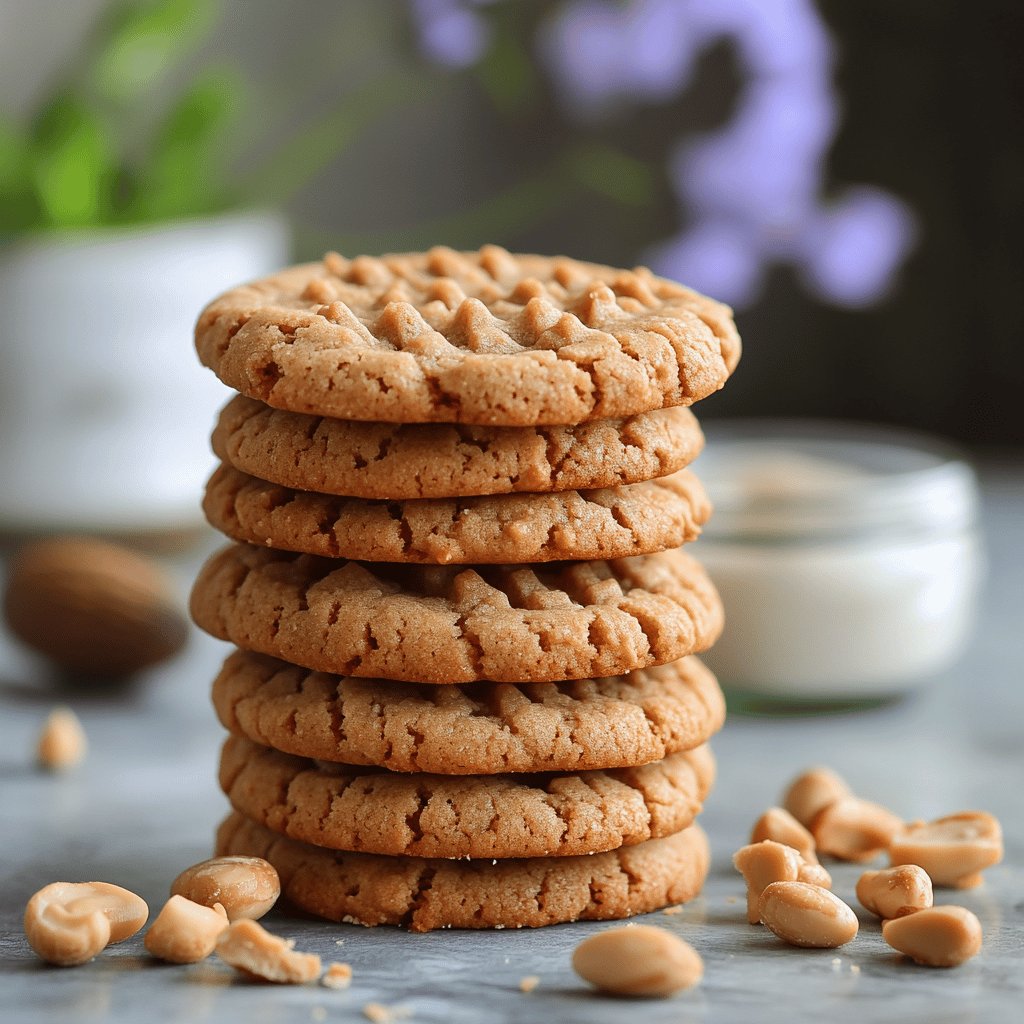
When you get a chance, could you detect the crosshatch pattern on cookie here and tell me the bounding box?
[196,246,740,426]
[203,465,712,564]
[211,395,703,500]
[212,652,725,774]
[216,812,710,931]
[219,735,714,859]
[189,545,724,684]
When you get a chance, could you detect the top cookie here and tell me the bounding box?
[195,246,740,426]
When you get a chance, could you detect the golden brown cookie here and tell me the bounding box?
[203,464,711,564]
[219,735,714,859]
[216,812,710,930]
[190,545,724,684]
[211,395,703,500]
[212,651,725,774]
[196,246,740,427]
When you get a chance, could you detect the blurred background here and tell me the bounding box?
[2,0,1021,448]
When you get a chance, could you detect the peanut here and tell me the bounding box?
[171,855,279,921]
[751,807,818,863]
[37,707,87,771]
[812,796,903,862]
[733,840,802,924]
[882,906,982,967]
[856,866,933,919]
[572,924,703,997]
[144,895,228,964]
[215,919,321,984]
[782,767,852,828]
[758,881,858,948]
[24,881,148,966]
[797,860,833,889]
[889,812,1003,889]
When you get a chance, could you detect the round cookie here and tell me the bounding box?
[190,544,724,684]
[203,464,712,564]
[216,811,711,931]
[211,394,704,500]
[219,735,714,859]
[212,651,725,774]
[196,245,741,427]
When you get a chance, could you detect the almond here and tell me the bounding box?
[3,537,188,677]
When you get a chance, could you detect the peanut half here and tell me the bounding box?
[171,856,280,921]
[215,919,321,984]
[572,925,703,997]
[758,881,858,949]
[733,841,801,925]
[812,796,903,862]
[37,707,87,772]
[145,895,229,964]
[882,906,982,967]
[24,881,148,966]
[782,767,852,828]
[856,866,933,920]
[751,807,818,864]
[889,812,1003,889]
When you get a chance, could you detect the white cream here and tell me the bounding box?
[692,426,982,701]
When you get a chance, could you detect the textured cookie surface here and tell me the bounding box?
[204,464,711,564]
[196,246,740,426]
[219,735,714,859]
[190,545,724,683]
[213,651,725,774]
[216,812,710,930]
[211,395,703,499]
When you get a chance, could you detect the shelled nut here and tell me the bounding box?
[882,906,982,967]
[812,797,903,862]
[889,812,1003,889]
[572,925,703,997]
[856,866,933,919]
[782,767,852,828]
[171,856,279,921]
[758,881,858,949]
[144,896,228,963]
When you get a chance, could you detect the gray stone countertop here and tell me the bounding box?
[1,463,1022,1024]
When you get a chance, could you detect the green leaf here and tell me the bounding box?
[30,95,116,227]
[129,67,243,220]
[476,33,538,115]
[90,0,220,105]
[564,143,656,208]
[0,117,40,235]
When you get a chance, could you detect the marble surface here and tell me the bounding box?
[1,464,1021,1024]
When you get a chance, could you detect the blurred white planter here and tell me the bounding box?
[0,212,290,533]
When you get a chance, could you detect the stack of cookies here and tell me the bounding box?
[189,246,740,931]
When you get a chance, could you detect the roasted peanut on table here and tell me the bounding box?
[572,925,703,997]
[733,840,803,924]
[812,796,903,862]
[882,906,983,967]
[36,707,87,772]
[171,856,280,921]
[758,881,859,949]
[24,881,148,966]
[856,865,933,919]
[144,896,229,964]
[889,812,1003,889]
[796,860,833,889]
[782,767,852,828]
[215,919,321,984]
[751,806,818,864]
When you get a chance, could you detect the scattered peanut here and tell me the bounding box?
[733,841,802,924]
[797,860,833,889]
[171,856,280,921]
[24,881,148,966]
[37,707,87,771]
[144,895,228,964]
[572,924,703,997]
[856,866,933,920]
[889,812,1003,889]
[758,881,859,949]
[782,767,852,828]
[215,919,321,984]
[882,906,982,967]
[812,796,903,862]
[751,807,818,863]
[321,961,353,990]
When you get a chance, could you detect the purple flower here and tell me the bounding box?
[409,0,495,69]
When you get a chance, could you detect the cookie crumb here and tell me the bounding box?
[311,1009,327,1022]
[725,895,739,905]
[662,905,684,916]
[519,975,539,993]
[363,1004,410,1023]
[850,964,861,975]
[322,962,352,990]
[37,707,87,772]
